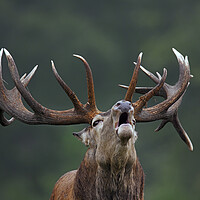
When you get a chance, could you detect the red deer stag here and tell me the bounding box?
[0,48,193,200]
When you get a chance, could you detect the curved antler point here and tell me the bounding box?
[137,52,143,63]
[3,48,11,57]
[73,54,89,65]
[73,54,83,60]
[139,52,143,58]
[0,48,3,65]
[184,56,190,68]
[118,84,128,89]
[189,143,194,151]
[172,48,185,63]
[51,60,58,74]
[33,65,38,72]
[156,72,162,80]
[163,67,167,74]
[51,60,55,67]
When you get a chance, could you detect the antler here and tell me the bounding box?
[120,48,193,151]
[0,48,100,126]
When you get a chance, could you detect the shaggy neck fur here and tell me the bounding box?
[74,143,145,200]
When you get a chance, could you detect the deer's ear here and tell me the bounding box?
[73,127,91,147]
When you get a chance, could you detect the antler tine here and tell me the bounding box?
[0,110,15,126]
[51,60,83,111]
[4,48,45,114]
[137,52,190,115]
[0,49,100,126]
[0,48,14,126]
[119,84,154,95]
[22,65,38,87]
[172,48,191,90]
[0,49,37,126]
[134,62,159,84]
[124,52,143,102]
[132,48,193,151]
[0,67,37,126]
[0,48,6,91]
[133,68,167,113]
[172,113,193,151]
[120,49,193,150]
[73,54,98,112]
[119,63,167,99]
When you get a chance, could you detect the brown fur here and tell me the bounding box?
[50,101,145,200]
[50,148,144,200]
[50,170,77,200]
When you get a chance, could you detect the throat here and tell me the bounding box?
[96,165,135,200]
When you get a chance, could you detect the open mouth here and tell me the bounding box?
[119,112,129,126]
[115,112,132,132]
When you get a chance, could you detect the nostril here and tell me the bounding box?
[116,102,121,107]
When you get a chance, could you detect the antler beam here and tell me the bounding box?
[120,48,193,151]
[0,49,100,126]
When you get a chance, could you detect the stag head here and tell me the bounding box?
[0,48,193,155]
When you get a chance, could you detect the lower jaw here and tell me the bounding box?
[117,125,133,140]
[116,132,132,146]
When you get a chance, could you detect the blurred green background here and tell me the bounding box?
[0,0,199,199]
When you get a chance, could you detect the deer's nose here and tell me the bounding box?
[115,100,133,113]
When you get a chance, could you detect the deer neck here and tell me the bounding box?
[95,139,138,199]
[74,144,144,200]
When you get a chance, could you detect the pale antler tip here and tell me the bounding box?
[22,65,38,85]
[184,56,190,67]
[138,52,143,61]
[73,54,88,63]
[157,68,167,76]
[73,54,90,68]
[118,84,129,89]
[73,54,84,60]
[189,143,194,151]
[163,67,167,73]
[139,52,143,57]
[33,65,39,71]
[0,48,3,61]
[156,72,162,80]
[3,48,11,57]
[172,48,184,63]
[51,60,57,73]
[51,60,55,67]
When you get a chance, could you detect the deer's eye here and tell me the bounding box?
[92,120,102,127]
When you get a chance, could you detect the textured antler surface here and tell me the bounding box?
[0,49,100,126]
[120,49,193,151]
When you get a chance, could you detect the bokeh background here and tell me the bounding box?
[0,0,199,199]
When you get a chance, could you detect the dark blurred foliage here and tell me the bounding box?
[0,0,199,199]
